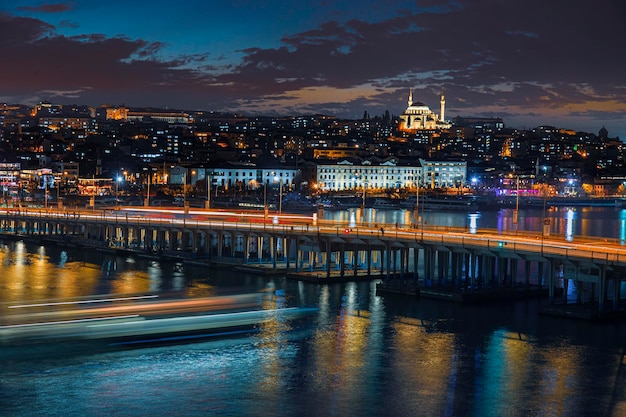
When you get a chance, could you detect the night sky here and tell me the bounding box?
[1,1,625,138]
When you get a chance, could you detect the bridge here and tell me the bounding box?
[1,206,625,318]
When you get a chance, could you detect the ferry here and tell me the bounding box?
[546,197,625,208]
[371,199,397,209]
[400,196,478,211]
[423,197,478,211]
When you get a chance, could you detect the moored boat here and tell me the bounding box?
[371,199,397,209]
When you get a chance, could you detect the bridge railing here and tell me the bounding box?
[2,208,626,266]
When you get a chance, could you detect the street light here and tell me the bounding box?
[43,174,50,210]
[145,173,150,207]
[513,176,519,231]
[540,183,550,253]
[183,172,187,213]
[263,178,268,221]
[414,173,425,229]
[414,173,420,213]
[361,178,367,209]
[206,173,211,209]
[274,175,283,214]
[115,176,122,209]
[90,177,96,211]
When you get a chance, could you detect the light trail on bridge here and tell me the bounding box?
[1,206,625,266]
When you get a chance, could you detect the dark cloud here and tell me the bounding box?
[16,3,73,13]
[214,0,626,116]
[0,13,210,104]
[2,1,626,136]
[0,12,55,43]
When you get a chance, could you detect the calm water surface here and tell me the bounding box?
[1,208,626,417]
[324,206,626,241]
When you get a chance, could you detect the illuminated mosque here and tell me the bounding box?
[398,88,451,132]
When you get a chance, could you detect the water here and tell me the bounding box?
[2,208,626,417]
[323,206,626,241]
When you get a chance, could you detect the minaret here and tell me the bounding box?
[408,88,413,107]
[440,87,445,122]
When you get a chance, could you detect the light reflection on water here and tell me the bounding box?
[321,206,624,240]
[1,208,626,416]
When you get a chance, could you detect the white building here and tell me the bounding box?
[419,159,467,189]
[316,158,421,192]
[315,158,467,192]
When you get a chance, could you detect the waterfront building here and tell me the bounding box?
[169,162,300,192]
[0,162,20,185]
[0,162,20,202]
[419,159,467,189]
[315,157,467,192]
[315,158,421,192]
[77,177,113,196]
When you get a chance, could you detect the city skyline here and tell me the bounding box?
[1,1,625,138]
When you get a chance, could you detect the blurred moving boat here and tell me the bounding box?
[0,294,317,346]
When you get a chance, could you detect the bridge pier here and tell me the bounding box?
[548,259,556,304]
[412,247,420,280]
[325,238,331,278]
[497,256,506,288]
[384,243,391,281]
[598,264,607,312]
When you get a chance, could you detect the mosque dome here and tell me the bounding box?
[405,101,431,114]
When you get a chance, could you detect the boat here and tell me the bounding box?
[281,199,316,212]
[399,198,419,209]
[330,196,363,209]
[316,199,335,210]
[546,197,624,208]
[399,196,478,211]
[423,197,478,211]
[371,199,397,209]
[0,294,318,346]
